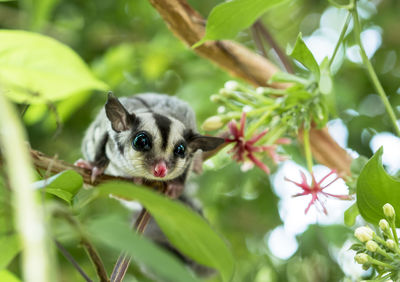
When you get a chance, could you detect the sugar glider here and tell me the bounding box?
[77,92,224,277]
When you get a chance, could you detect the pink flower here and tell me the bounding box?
[226,112,289,174]
[285,170,351,215]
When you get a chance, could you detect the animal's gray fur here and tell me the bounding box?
[80,93,218,278]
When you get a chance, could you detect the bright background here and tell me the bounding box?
[1,0,399,281]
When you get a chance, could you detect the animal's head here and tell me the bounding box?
[105,92,224,180]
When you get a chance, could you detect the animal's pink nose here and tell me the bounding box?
[154,161,167,178]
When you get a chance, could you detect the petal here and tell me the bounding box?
[247,153,270,174]
[275,138,291,145]
[239,112,246,137]
[227,120,239,138]
[247,129,268,145]
[316,170,336,187]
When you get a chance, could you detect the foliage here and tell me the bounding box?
[357,148,400,227]
[0,0,399,281]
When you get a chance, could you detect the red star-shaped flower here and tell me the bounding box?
[226,112,289,174]
[285,169,351,215]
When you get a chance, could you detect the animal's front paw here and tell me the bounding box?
[74,159,105,183]
[166,182,184,199]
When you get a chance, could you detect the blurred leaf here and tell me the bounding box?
[0,270,20,282]
[33,170,83,204]
[357,147,400,226]
[88,216,201,282]
[319,58,333,95]
[269,72,309,85]
[72,188,98,210]
[344,203,359,227]
[97,182,234,281]
[287,33,320,80]
[350,155,369,175]
[21,0,59,31]
[0,30,108,104]
[0,234,20,270]
[194,0,287,47]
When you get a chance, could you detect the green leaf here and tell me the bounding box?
[0,30,108,104]
[194,0,287,47]
[97,182,234,281]
[33,170,83,204]
[0,270,20,282]
[269,72,309,85]
[72,188,98,210]
[344,203,359,227]
[0,234,20,270]
[356,147,400,226]
[287,33,320,80]
[88,216,201,282]
[319,57,333,95]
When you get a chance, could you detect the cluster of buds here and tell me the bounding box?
[352,203,400,280]
[202,81,290,174]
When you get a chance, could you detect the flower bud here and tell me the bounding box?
[379,219,390,232]
[354,226,374,242]
[383,203,395,219]
[361,265,370,271]
[201,116,224,131]
[386,239,396,250]
[224,80,239,91]
[256,87,265,95]
[210,94,222,103]
[365,240,378,252]
[354,253,369,264]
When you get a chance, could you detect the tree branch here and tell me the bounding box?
[147,0,352,176]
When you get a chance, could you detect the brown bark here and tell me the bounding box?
[147,0,352,176]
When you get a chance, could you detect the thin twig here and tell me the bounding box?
[110,183,167,282]
[251,24,268,58]
[47,102,63,139]
[54,239,93,282]
[53,209,109,282]
[81,238,109,282]
[254,20,294,74]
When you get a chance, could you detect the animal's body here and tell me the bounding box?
[78,92,223,277]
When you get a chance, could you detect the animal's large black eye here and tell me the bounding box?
[132,132,152,152]
[174,143,186,158]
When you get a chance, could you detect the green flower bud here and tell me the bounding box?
[379,219,390,232]
[383,203,395,219]
[224,81,239,91]
[362,264,370,271]
[386,239,396,250]
[201,116,224,131]
[210,94,222,103]
[354,253,369,264]
[354,226,374,242]
[365,240,378,252]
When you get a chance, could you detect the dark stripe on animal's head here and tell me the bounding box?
[153,113,171,150]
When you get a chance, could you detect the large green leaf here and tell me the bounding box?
[0,30,108,104]
[194,0,287,47]
[88,216,201,282]
[0,234,20,270]
[0,270,20,282]
[287,33,320,80]
[357,147,400,226]
[33,170,83,204]
[96,182,235,281]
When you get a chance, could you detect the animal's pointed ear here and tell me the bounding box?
[186,131,225,152]
[105,92,135,132]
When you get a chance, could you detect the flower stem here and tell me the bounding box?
[303,128,313,174]
[351,3,400,137]
[329,12,351,68]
